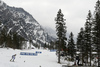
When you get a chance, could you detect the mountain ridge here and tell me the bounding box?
[0,0,55,47]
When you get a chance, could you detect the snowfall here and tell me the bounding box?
[0,47,74,67]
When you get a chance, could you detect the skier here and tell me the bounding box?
[10,54,16,62]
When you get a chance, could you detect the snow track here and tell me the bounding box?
[0,48,63,67]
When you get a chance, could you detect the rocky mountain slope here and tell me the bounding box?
[0,0,55,46]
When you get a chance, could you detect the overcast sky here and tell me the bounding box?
[3,0,96,37]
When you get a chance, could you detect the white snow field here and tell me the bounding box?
[0,48,74,67]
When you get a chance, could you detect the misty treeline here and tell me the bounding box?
[55,0,100,66]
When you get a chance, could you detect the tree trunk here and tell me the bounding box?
[98,48,100,67]
[82,53,84,65]
[58,39,61,63]
[87,52,88,66]
[90,48,91,66]
[58,50,60,63]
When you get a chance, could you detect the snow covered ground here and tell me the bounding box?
[0,48,74,67]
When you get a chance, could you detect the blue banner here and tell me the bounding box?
[20,52,37,56]
[35,51,42,54]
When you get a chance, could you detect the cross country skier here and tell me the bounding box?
[10,54,16,62]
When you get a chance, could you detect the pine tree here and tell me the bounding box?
[92,0,100,66]
[29,40,32,49]
[84,10,92,66]
[55,9,67,63]
[77,28,85,65]
[0,26,8,47]
[12,32,25,49]
[68,32,75,60]
[6,33,13,48]
[44,43,47,49]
